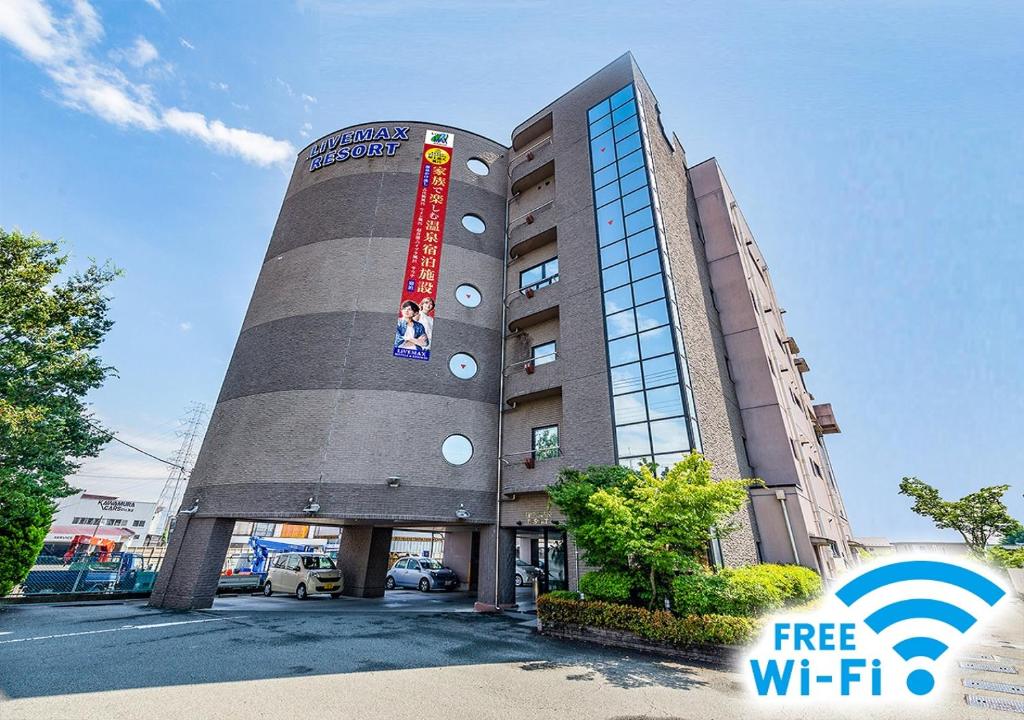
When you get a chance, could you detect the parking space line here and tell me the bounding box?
[0,616,245,645]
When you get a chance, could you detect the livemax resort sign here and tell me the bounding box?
[307,125,410,172]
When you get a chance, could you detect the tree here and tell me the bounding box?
[0,228,120,596]
[898,477,1019,555]
[547,453,752,608]
[1001,521,1024,546]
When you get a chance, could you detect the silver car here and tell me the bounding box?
[515,558,542,586]
[385,556,459,592]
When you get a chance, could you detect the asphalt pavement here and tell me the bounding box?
[0,590,1020,720]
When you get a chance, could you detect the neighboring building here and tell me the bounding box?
[690,160,855,580]
[854,538,984,557]
[854,537,894,556]
[44,491,159,554]
[151,53,852,610]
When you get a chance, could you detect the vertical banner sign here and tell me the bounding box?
[392,130,455,361]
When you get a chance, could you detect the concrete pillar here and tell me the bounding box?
[338,526,393,598]
[442,530,475,591]
[476,525,516,607]
[149,516,234,610]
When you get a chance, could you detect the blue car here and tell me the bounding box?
[385,556,458,592]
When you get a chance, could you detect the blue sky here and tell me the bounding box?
[1,1,1021,541]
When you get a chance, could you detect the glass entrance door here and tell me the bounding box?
[517,527,568,594]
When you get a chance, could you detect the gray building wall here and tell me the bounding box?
[178,121,509,526]
[499,54,760,566]
[152,122,511,608]
[689,157,855,579]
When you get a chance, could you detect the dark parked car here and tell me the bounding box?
[385,556,458,591]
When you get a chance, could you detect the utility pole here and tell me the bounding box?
[155,402,208,543]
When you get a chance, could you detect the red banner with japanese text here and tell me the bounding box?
[392,130,455,361]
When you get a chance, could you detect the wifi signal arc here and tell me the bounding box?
[835,560,1005,607]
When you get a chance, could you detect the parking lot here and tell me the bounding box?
[0,593,1020,720]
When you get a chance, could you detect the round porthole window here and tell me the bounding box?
[466,158,490,176]
[455,284,482,308]
[461,214,486,234]
[442,434,473,465]
[449,353,478,380]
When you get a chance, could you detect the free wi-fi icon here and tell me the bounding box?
[835,559,1005,695]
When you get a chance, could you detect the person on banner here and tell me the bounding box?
[395,300,429,351]
[416,296,435,343]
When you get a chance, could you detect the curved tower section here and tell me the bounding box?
[151,122,509,609]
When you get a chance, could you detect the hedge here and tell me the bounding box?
[538,594,758,646]
[579,570,634,603]
[672,563,823,617]
[989,547,1024,569]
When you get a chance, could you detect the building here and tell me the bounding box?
[689,160,855,579]
[151,53,852,610]
[854,537,987,557]
[44,491,159,555]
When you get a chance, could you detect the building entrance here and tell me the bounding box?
[515,527,568,594]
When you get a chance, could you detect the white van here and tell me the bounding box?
[263,552,343,600]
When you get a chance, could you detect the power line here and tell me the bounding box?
[84,418,189,471]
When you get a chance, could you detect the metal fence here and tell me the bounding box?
[7,553,164,598]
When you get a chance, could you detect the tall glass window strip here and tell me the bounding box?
[587,83,699,469]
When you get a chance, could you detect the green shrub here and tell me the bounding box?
[720,567,784,616]
[730,564,823,607]
[989,547,1024,569]
[546,589,582,601]
[579,570,634,603]
[671,571,729,615]
[671,563,823,618]
[775,564,824,604]
[537,594,758,646]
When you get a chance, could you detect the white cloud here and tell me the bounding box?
[0,0,60,63]
[276,77,293,96]
[299,121,312,138]
[143,0,164,12]
[178,37,194,50]
[163,108,294,166]
[111,36,158,67]
[48,61,161,129]
[210,81,229,92]
[179,321,192,332]
[301,93,316,104]
[231,101,249,111]
[0,0,295,166]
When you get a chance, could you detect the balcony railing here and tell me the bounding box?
[508,200,555,231]
[500,447,562,469]
[502,352,557,377]
[508,135,553,175]
[503,274,559,306]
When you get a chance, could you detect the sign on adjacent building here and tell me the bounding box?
[392,130,455,362]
